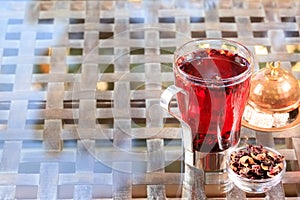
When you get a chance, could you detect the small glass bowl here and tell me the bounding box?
[227,146,286,194]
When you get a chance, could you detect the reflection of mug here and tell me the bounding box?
[161,39,254,153]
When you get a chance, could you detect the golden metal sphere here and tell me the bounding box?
[248,62,300,113]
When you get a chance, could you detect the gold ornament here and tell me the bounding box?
[242,62,300,131]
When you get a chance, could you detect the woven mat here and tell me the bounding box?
[0,0,299,199]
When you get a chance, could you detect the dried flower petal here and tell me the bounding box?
[229,145,285,180]
[261,163,269,171]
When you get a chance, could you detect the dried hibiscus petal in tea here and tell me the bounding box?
[229,145,285,179]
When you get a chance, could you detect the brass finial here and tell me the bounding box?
[269,61,281,77]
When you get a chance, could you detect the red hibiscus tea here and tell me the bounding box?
[174,45,252,153]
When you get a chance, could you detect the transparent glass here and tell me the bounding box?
[161,38,254,154]
[227,146,286,194]
[160,39,254,195]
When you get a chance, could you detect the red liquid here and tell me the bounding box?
[175,49,251,153]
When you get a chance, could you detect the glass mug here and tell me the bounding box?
[161,38,254,171]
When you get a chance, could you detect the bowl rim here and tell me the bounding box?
[227,145,286,183]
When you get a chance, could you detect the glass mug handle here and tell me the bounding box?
[160,85,184,120]
[160,85,194,155]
